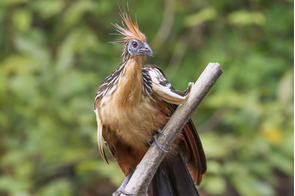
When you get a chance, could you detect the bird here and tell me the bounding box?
[94,5,206,196]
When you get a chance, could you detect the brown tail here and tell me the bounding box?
[183,118,207,185]
[166,103,206,184]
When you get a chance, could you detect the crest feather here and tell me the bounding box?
[111,4,147,44]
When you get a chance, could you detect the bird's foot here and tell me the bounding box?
[152,129,172,153]
[146,129,165,146]
[112,172,135,196]
[147,140,152,146]
[156,129,165,136]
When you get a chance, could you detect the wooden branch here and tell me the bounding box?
[121,62,223,196]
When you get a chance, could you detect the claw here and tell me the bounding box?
[156,129,165,136]
[147,140,152,146]
[153,134,169,153]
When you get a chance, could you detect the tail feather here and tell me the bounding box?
[150,152,199,196]
[183,119,207,185]
[95,108,109,164]
[166,103,206,184]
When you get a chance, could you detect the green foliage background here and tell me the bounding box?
[0,0,293,195]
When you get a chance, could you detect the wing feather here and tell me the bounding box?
[147,65,192,105]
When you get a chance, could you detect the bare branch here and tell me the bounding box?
[122,62,223,196]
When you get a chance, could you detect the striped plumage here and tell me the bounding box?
[95,60,153,103]
[94,5,206,196]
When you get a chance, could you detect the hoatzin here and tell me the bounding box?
[94,6,206,196]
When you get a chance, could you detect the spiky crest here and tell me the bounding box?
[111,4,147,44]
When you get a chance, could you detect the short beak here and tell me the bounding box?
[139,42,154,57]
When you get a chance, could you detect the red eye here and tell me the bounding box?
[132,41,138,48]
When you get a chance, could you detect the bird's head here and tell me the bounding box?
[111,5,154,58]
[126,39,153,57]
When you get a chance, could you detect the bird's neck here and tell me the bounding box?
[117,56,143,104]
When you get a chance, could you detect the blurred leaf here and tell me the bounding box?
[0,0,27,6]
[278,131,294,158]
[231,173,275,196]
[14,34,50,63]
[32,0,65,18]
[12,8,32,32]
[267,151,293,174]
[77,159,125,186]
[203,175,226,195]
[55,27,99,74]
[1,150,25,167]
[201,132,235,158]
[1,54,39,75]
[56,70,85,99]
[9,75,39,103]
[206,161,222,175]
[63,0,97,27]
[228,10,266,26]
[205,91,247,108]
[0,176,30,195]
[15,161,34,180]
[37,179,72,196]
[277,73,293,104]
[184,8,217,27]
